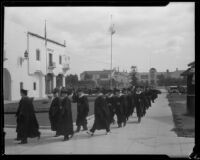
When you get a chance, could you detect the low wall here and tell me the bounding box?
[4,96,96,114]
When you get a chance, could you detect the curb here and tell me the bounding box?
[4,115,94,130]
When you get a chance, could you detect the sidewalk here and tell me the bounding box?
[4,91,194,156]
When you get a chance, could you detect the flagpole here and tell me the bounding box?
[45,20,48,94]
[110,15,113,90]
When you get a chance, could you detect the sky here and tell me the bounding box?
[5,2,195,77]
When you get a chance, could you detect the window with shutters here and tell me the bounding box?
[20,82,23,90]
[36,49,40,61]
[33,82,36,90]
[49,53,53,66]
[59,55,62,64]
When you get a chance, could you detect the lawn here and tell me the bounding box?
[167,93,195,137]
[4,98,95,127]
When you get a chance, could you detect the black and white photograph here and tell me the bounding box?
[3,2,196,157]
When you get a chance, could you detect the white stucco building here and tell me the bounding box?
[3,20,70,101]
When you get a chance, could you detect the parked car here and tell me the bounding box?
[168,86,179,93]
[178,85,187,94]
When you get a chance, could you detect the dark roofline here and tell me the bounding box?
[28,32,66,47]
[181,69,191,76]
[81,70,114,75]
[188,61,195,67]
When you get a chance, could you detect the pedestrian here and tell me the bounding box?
[87,89,111,136]
[113,89,126,128]
[189,144,200,159]
[74,89,89,132]
[122,88,129,121]
[144,87,152,109]
[118,90,127,127]
[130,86,136,116]
[134,86,145,123]
[105,89,116,125]
[126,88,134,121]
[56,89,74,141]
[49,88,60,137]
[15,89,40,144]
[149,87,158,103]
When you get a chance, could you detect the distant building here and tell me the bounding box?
[3,20,70,101]
[113,71,130,88]
[80,69,130,88]
[136,68,185,87]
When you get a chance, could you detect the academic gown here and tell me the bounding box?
[134,92,145,118]
[150,89,158,102]
[76,95,89,126]
[49,97,60,131]
[140,92,148,116]
[56,96,74,136]
[123,94,130,119]
[144,90,152,108]
[126,93,133,119]
[16,97,40,140]
[106,95,115,124]
[115,95,126,125]
[92,96,110,130]
[130,92,136,116]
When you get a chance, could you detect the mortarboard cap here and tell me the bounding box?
[52,88,59,94]
[61,88,67,94]
[20,89,28,96]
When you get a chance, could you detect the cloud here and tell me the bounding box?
[4,3,195,76]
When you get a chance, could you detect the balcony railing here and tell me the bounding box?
[62,63,70,71]
[48,62,56,69]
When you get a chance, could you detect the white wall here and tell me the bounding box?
[4,20,29,100]
[46,41,67,76]
[4,19,69,101]
[28,35,47,75]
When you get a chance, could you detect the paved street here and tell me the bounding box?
[4,89,194,156]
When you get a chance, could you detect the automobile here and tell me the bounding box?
[178,85,187,94]
[168,86,179,93]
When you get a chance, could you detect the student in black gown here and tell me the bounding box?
[15,89,40,144]
[56,89,74,141]
[74,89,89,132]
[87,89,111,136]
[49,88,61,137]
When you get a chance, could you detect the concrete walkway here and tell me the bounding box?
[4,90,194,156]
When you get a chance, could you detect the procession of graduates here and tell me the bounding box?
[15,86,161,144]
